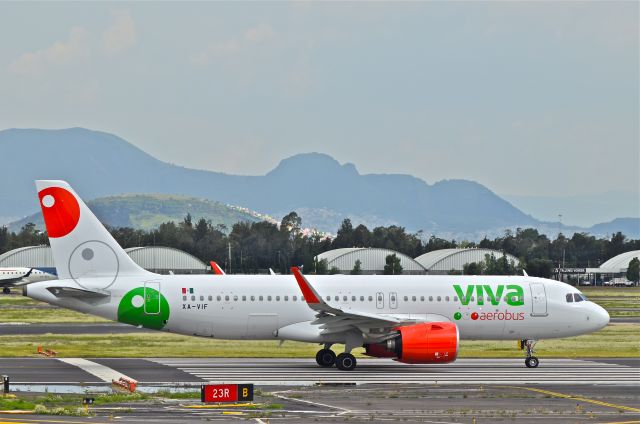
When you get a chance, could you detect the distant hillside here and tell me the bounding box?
[9,194,266,232]
[588,218,640,239]
[1,127,635,239]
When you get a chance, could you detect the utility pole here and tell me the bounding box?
[228,241,231,274]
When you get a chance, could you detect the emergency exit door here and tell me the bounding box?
[529,282,548,317]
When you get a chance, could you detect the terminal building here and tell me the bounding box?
[414,248,521,275]
[0,245,209,275]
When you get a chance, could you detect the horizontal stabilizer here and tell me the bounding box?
[46,286,110,300]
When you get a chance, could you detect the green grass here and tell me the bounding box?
[580,287,640,297]
[0,323,636,358]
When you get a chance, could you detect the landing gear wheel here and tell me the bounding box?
[2,287,10,295]
[315,349,336,367]
[525,356,539,368]
[335,353,357,371]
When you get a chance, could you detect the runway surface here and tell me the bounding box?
[0,317,636,335]
[1,357,637,386]
[0,323,155,335]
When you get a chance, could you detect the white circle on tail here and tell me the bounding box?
[131,295,144,308]
[42,195,55,208]
[69,240,119,290]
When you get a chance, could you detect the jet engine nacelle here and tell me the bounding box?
[365,322,459,364]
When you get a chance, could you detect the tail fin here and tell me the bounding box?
[35,180,150,287]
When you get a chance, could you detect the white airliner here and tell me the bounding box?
[25,180,609,370]
[0,267,57,294]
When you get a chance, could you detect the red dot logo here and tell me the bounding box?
[38,187,80,238]
[471,312,479,320]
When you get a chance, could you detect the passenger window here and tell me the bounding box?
[182,296,187,301]
[437,296,441,302]
[200,296,204,301]
[293,296,297,301]
[208,295,213,301]
[242,295,246,301]
[276,296,280,301]
[420,296,425,301]
[335,296,339,301]
[403,296,408,301]
[352,296,356,301]
[360,296,364,301]
[343,296,347,301]
[453,296,458,302]
[412,296,416,302]
[225,295,229,301]
[566,293,573,303]
[217,295,221,301]
[284,296,288,301]
[574,293,583,303]
[368,296,373,301]
[445,296,450,302]
[233,295,238,301]
[251,296,255,301]
[191,295,196,301]
[429,296,433,302]
[259,295,264,301]
[267,296,272,301]
[326,296,330,301]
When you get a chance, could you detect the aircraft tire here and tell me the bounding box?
[336,353,357,371]
[2,287,10,295]
[525,356,539,368]
[315,349,336,367]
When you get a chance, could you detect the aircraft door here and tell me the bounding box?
[389,292,398,309]
[144,282,161,315]
[376,292,384,309]
[529,282,548,317]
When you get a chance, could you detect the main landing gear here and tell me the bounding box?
[315,343,358,371]
[521,339,539,368]
[2,287,10,295]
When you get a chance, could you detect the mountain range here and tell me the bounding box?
[1,128,638,239]
[8,193,266,233]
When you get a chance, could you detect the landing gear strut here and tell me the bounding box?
[521,339,539,368]
[315,344,336,367]
[2,287,10,295]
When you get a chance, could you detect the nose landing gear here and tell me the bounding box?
[521,339,539,368]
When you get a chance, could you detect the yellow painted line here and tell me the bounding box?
[499,386,640,413]
[222,411,244,415]
[603,421,640,424]
[0,418,109,424]
[181,403,259,409]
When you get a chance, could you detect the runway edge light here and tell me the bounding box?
[201,383,254,403]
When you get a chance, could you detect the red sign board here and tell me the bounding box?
[201,384,253,403]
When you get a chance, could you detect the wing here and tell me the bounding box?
[291,267,420,342]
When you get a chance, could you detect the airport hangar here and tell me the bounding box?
[0,245,209,275]
[555,249,640,285]
[315,247,520,275]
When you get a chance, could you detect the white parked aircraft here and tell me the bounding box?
[0,267,56,294]
[25,180,609,370]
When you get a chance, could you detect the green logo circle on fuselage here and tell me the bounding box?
[117,287,170,330]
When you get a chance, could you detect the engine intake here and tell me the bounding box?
[365,322,459,364]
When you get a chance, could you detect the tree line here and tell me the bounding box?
[1,214,639,279]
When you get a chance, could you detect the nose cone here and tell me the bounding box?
[591,304,610,330]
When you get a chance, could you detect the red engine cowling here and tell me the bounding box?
[365,322,459,364]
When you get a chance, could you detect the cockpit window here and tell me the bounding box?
[566,293,573,303]
[573,293,584,302]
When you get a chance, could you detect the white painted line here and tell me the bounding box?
[57,358,133,383]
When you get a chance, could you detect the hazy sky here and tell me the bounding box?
[0,1,638,199]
